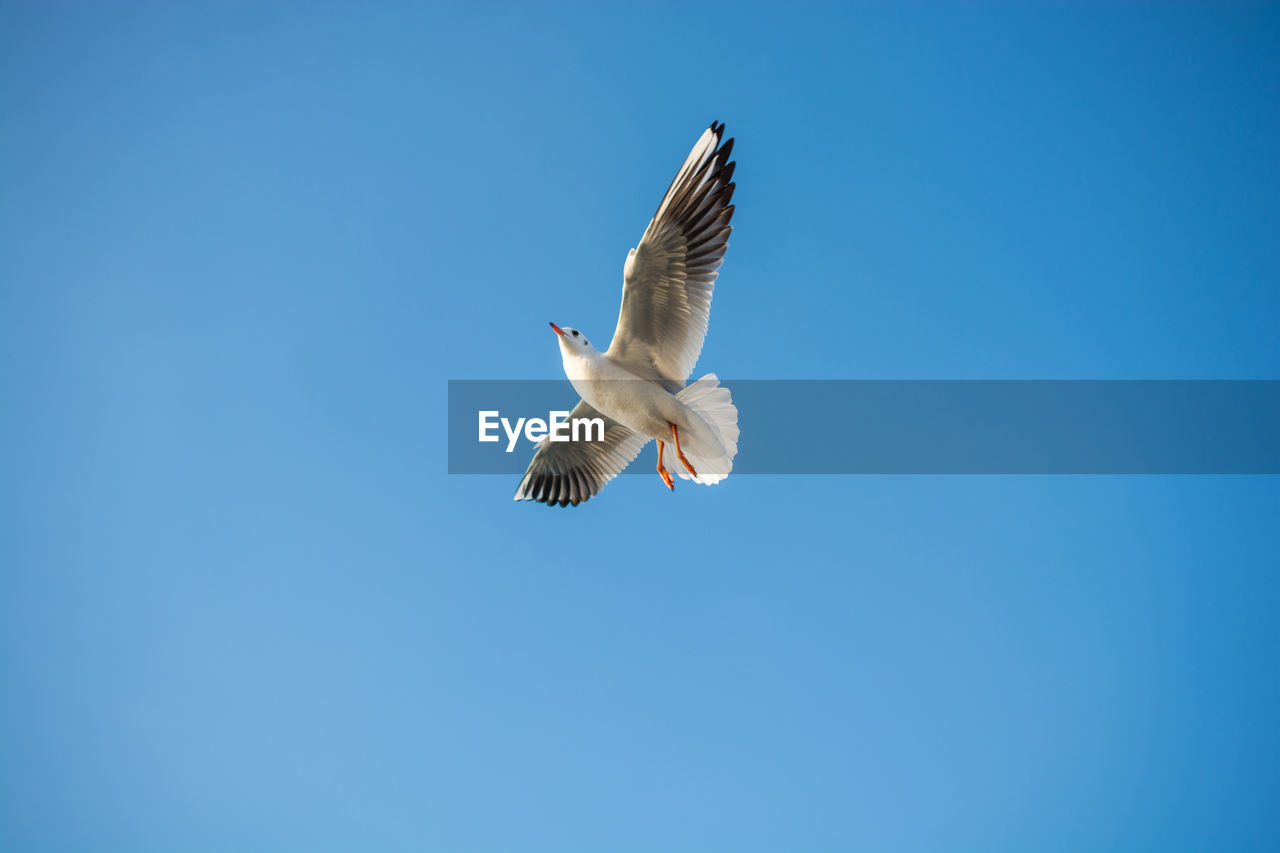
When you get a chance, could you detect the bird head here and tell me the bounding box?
[550,322,596,356]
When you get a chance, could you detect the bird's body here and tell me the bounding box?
[558,345,686,440]
[515,122,740,506]
[555,336,733,483]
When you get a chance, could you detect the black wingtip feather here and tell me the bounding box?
[522,470,601,506]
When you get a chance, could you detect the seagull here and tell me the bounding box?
[515,121,740,507]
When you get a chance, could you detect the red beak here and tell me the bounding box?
[549,322,565,336]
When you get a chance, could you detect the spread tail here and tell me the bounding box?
[663,374,739,485]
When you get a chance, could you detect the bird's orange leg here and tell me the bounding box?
[656,440,675,491]
[670,423,698,478]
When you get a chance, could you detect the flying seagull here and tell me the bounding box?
[515,121,740,507]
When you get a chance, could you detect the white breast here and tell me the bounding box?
[560,349,682,440]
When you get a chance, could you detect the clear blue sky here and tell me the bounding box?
[2,2,1278,851]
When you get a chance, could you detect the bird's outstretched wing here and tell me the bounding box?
[605,121,736,390]
[513,399,649,507]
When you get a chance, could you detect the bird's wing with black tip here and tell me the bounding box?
[606,121,736,389]
[513,399,649,507]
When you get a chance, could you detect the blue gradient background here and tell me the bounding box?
[2,2,1278,851]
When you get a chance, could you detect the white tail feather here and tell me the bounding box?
[663,374,739,485]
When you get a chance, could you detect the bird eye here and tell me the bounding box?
[572,330,579,337]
